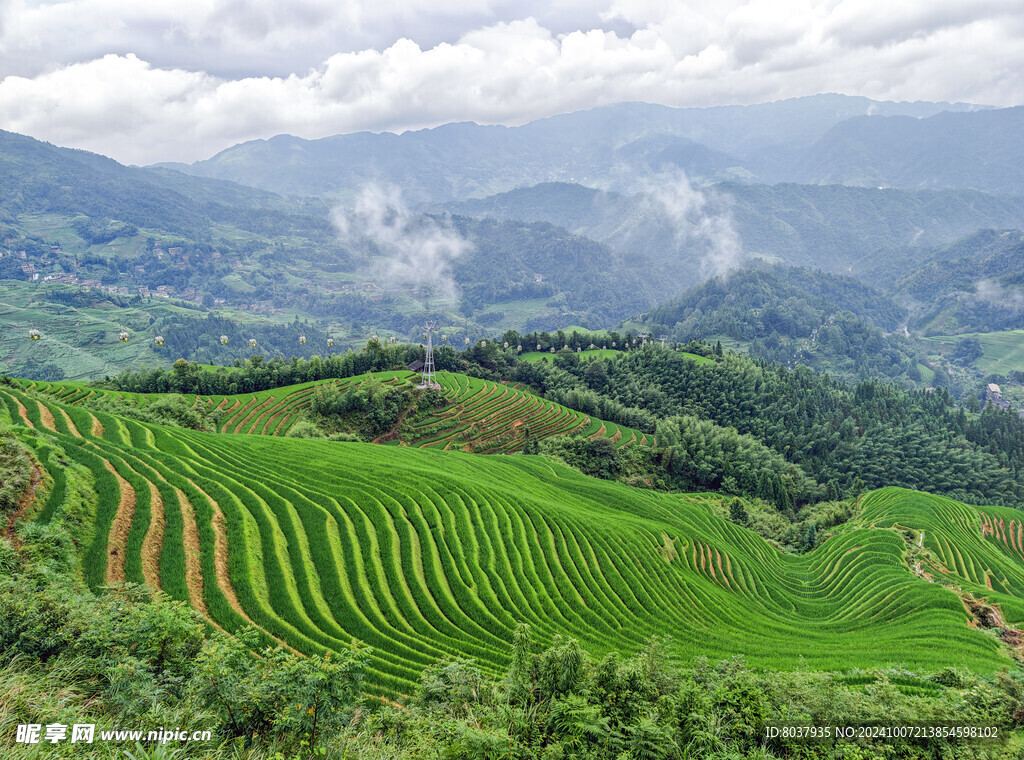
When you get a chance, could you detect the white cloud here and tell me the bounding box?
[333,184,471,301]
[0,1,1021,165]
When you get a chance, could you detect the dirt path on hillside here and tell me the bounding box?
[104,460,135,584]
[13,397,34,428]
[90,414,104,438]
[372,398,418,444]
[177,484,209,616]
[193,482,254,627]
[59,408,82,438]
[37,403,56,432]
[140,481,165,591]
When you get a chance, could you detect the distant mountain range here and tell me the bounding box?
[151,94,1017,202]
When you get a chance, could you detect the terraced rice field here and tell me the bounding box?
[4,383,1023,697]
[26,371,656,453]
[409,373,654,452]
[924,330,1024,377]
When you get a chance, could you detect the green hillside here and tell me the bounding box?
[26,370,655,453]
[3,382,1022,699]
[924,330,1024,377]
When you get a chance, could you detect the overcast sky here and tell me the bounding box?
[0,0,1021,166]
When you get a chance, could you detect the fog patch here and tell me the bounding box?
[636,170,743,279]
[975,278,1024,311]
[332,184,471,304]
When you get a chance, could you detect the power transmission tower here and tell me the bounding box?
[419,321,439,389]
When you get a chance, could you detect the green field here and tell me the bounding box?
[27,370,656,451]
[924,330,1024,376]
[3,382,1023,698]
[0,282,186,379]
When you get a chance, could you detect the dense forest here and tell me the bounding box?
[636,267,925,385]
[507,343,1024,508]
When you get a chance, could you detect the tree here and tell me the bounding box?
[505,623,533,705]
[728,498,748,526]
[584,358,608,390]
[801,524,818,552]
[848,476,865,502]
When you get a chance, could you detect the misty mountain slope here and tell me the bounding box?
[723,183,1024,272]
[0,129,337,243]
[889,230,1024,335]
[442,181,1024,276]
[773,107,1024,194]
[157,125,552,203]
[0,129,212,238]
[521,94,983,156]
[449,216,658,326]
[155,95,989,203]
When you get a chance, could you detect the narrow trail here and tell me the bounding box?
[59,408,82,438]
[176,484,209,616]
[37,402,56,432]
[103,460,135,585]
[13,397,34,428]
[194,481,256,628]
[140,481,165,591]
[372,398,419,444]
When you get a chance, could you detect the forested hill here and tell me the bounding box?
[643,266,905,331]
[0,129,323,240]
[889,230,1024,335]
[633,267,923,385]
[449,216,657,326]
[508,344,1024,508]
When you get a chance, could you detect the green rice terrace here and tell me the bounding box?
[24,370,656,452]
[3,379,1024,699]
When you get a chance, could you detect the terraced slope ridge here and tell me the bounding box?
[3,383,1024,699]
[26,371,656,452]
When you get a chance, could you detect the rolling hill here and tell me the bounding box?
[156,96,989,203]
[3,379,1022,699]
[26,370,656,453]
